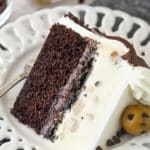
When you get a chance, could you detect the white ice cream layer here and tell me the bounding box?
[48,16,150,150]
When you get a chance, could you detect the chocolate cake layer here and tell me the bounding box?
[11,24,96,139]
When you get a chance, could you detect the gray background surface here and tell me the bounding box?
[8,0,150,25]
[91,0,150,24]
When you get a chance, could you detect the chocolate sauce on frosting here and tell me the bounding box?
[92,28,149,69]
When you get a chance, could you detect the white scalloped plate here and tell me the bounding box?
[0,0,14,27]
[0,5,150,150]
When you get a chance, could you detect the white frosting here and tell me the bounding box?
[129,66,150,105]
[47,16,150,150]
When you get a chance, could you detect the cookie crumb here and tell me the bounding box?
[95,81,101,87]
[111,51,118,57]
[112,136,121,144]
[116,128,126,137]
[96,146,103,150]
[141,52,145,56]
[84,94,87,97]
[83,85,86,90]
[106,139,115,146]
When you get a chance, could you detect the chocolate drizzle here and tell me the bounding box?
[92,28,149,68]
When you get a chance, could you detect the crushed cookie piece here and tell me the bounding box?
[116,128,126,137]
[112,136,121,144]
[81,116,84,120]
[83,85,86,90]
[95,81,101,87]
[96,146,103,150]
[84,94,87,97]
[141,52,145,56]
[106,139,115,146]
[111,51,118,57]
